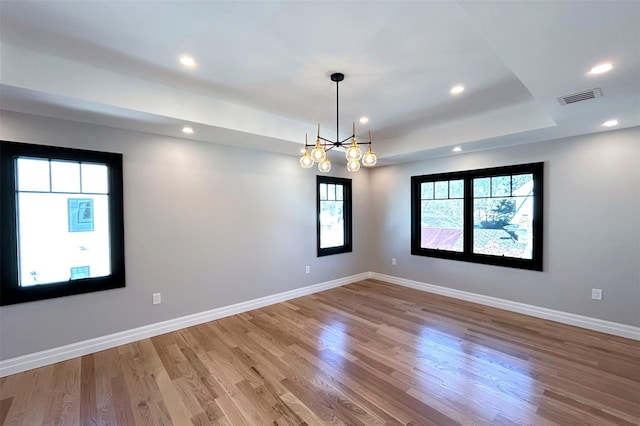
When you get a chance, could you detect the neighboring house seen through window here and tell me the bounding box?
[0,142,125,305]
[411,163,543,270]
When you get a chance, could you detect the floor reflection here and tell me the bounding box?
[319,319,348,368]
[411,325,536,424]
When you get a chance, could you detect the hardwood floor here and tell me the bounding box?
[1,279,639,425]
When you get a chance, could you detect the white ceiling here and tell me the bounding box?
[1,0,639,165]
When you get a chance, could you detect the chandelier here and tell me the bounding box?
[299,73,377,172]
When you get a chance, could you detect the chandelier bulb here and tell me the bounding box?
[300,135,314,168]
[300,151,313,169]
[346,134,362,161]
[362,146,377,167]
[311,139,326,162]
[318,158,331,173]
[347,159,361,172]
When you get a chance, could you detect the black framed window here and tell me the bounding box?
[411,163,543,270]
[1,141,125,305]
[317,176,352,257]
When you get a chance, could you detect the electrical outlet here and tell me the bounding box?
[591,288,602,301]
[305,265,310,274]
[392,258,397,266]
[153,293,161,305]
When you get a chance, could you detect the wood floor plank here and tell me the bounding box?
[2,370,37,425]
[80,354,98,426]
[0,398,11,426]
[93,348,120,426]
[1,279,639,425]
[118,351,156,426]
[279,390,331,426]
[281,375,363,425]
[19,367,54,426]
[213,393,251,426]
[110,373,136,425]
[542,389,640,426]
[284,343,407,425]
[40,359,81,426]
[153,369,192,426]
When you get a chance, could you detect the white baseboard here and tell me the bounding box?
[370,272,640,341]
[3,270,637,377]
[0,272,370,378]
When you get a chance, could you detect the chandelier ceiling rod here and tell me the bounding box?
[317,73,358,149]
[335,72,340,145]
[299,72,377,172]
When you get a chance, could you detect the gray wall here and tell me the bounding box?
[369,127,640,327]
[1,111,638,361]
[0,111,372,360]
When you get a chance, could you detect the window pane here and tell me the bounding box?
[434,181,448,199]
[420,199,463,252]
[491,176,510,197]
[336,185,343,201]
[51,161,81,193]
[449,179,464,198]
[319,183,327,201]
[421,182,433,199]
[473,196,533,259]
[17,158,50,192]
[319,200,344,248]
[17,193,111,286]
[327,184,335,201]
[475,197,515,229]
[473,177,490,197]
[81,163,109,194]
[512,174,533,194]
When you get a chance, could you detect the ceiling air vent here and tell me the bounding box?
[558,88,602,105]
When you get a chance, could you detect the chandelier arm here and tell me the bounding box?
[318,136,336,143]
[339,135,352,144]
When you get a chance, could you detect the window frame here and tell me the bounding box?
[411,162,543,271]
[0,141,125,305]
[317,175,352,257]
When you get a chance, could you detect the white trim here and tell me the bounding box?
[0,272,369,377]
[370,272,640,341]
[3,270,637,377]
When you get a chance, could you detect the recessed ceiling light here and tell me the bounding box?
[179,56,196,68]
[182,126,194,134]
[589,62,613,74]
[601,119,618,127]
[359,117,369,124]
[452,146,462,152]
[450,85,464,94]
